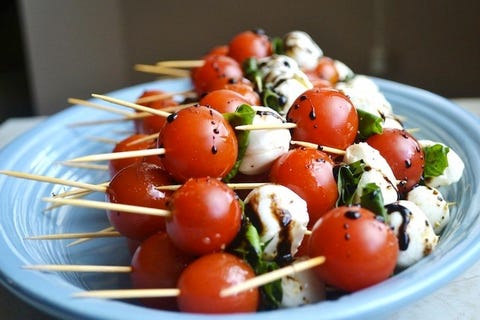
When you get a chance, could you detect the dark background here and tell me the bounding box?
[1,0,479,123]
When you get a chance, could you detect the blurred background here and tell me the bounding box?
[1,0,479,122]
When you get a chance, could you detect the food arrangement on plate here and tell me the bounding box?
[0,28,475,318]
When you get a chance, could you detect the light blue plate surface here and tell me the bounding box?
[0,78,479,320]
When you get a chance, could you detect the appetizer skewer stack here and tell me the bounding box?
[1,28,465,314]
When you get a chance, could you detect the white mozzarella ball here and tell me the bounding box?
[283,31,323,70]
[386,200,438,268]
[407,185,449,234]
[272,77,311,115]
[244,184,309,261]
[344,142,397,185]
[280,257,326,308]
[353,168,398,205]
[383,116,404,130]
[419,139,465,187]
[333,59,354,82]
[336,74,380,94]
[239,106,291,175]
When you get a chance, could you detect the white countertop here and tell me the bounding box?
[0,98,478,319]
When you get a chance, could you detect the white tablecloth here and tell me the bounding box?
[0,98,478,319]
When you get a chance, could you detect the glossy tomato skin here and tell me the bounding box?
[130,232,193,310]
[157,105,238,182]
[177,252,259,313]
[134,90,178,135]
[191,54,244,96]
[222,81,261,106]
[286,88,358,150]
[199,89,250,114]
[366,128,425,194]
[309,206,399,292]
[166,177,242,256]
[108,133,164,178]
[106,162,173,241]
[269,147,338,227]
[228,29,272,64]
[313,56,339,84]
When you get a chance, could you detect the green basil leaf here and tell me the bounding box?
[423,144,450,178]
[357,109,383,140]
[223,104,256,182]
[336,160,366,206]
[262,87,284,113]
[270,37,284,55]
[242,57,263,92]
[360,182,388,221]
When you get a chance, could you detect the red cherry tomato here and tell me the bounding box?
[313,56,339,84]
[366,128,425,193]
[269,148,338,226]
[130,232,193,310]
[134,90,178,135]
[157,105,238,182]
[309,206,399,292]
[228,29,272,64]
[106,162,173,241]
[191,55,244,96]
[177,252,259,313]
[286,88,358,150]
[205,45,229,57]
[166,177,242,256]
[199,89,251,114]
[108,134,163,178]
[222,81,261,106]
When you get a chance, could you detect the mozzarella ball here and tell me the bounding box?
[386,200,438,268]
[280,257,326,308]
[244,184,309,261]
[333,59,354,82]
[283,31,323,70]
[407,185,449,234]
[353,168,399,205]
[344,142,397,185]
[239,106,291,175]
[419,139,464,187]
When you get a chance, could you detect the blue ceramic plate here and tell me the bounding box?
[0,78,479,320]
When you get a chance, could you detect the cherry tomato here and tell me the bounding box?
[166,177,242,256]
[286,88,358,150]
[177,252,259,313]
[309,206,399,292]
[305,72,334,89]
[313,56,339,84]
[228,29,272,64]
[199,89,250,114]
[205,45,229,57]
[191,55,244,96]
[130,232,193,310]
[106,162,173,241]
[108,133,163,178]
[366,128,425,193]
[222,81,261,105]
[157,105,238,182]
[269,147,338,226]
[134,90,178,135]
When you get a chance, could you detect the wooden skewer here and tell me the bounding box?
[92,93,172,118]
[25,230,121,241]
[63,148,166,163]
[0,170,106,192]
[42,197,171,217]
[70,256,325,299]
[68,117,133,127]
[290,140,346,155]
[136,90,195,104]
[220,256,325,297]
[67,226,117,247]
[134,64,191,78]
[156,182,268,191]
[125,133,158,146]
[235,123,297,131]
[87,136,119,145]
[68,98,132,116]
[23,264,132,273]
[74,288,181,299]
[156,60,204,68]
